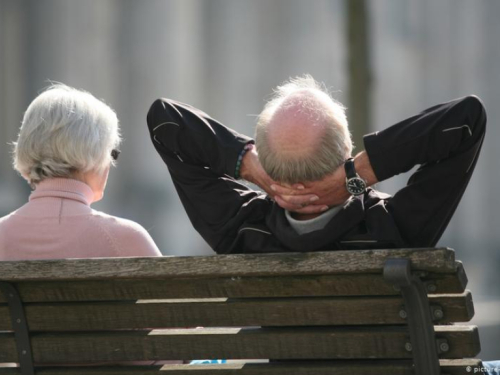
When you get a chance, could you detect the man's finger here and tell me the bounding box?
[271,184,297,195]
[291,204,330,214]
[274,196,328,214]
[271,184,311,196]
[275,196,329,214]
[274,195,301,211]
[278,194,319,206]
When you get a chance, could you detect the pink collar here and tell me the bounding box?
[29,178,94,206]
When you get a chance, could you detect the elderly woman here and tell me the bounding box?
[0,84,161,259]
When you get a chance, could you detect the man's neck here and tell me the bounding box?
[291,198,348,221]
[285,204,345,235]
[291,212,324,221]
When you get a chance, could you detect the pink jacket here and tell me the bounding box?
[0,179,186,366]
[0,178,162,260]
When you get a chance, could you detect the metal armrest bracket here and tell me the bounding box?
[0,282,34,375]
[384,258,440,375]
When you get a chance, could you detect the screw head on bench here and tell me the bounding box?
[439,342,450,352]
[405,342,413,352]
[399,309,408,319]
[433,308,444,320]
[426,283,437,292]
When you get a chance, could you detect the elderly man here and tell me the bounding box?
[147,75,486,254]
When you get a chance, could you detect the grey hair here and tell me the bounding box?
[255,75,352,183]
[13,83,121,185]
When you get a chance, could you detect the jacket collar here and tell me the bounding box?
[29,178,94,206]
[266,195,366,252]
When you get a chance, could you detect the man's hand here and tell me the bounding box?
[240,146,329,213]
[271,165,349,209]
[271,151,379,211]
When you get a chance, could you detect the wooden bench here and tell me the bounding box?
[0,247,482,374]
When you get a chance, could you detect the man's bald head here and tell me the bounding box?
[255,75,352,184]
[266,90,331,159]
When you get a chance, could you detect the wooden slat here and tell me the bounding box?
[0,359,484,375]
[440,359,484,375]
[0,361,414,375]
[0,326,480,363]
[0,292,474,331]
[0,268,467,303]
[430,292,475,323]
[0,361,413,375]
[434,325,481,359]
[0,248,456,281]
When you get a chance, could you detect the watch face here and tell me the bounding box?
[346,177,367,195]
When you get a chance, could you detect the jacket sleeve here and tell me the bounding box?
[363,95,487,247]
[146,98,268,252]
[147,98,254,178]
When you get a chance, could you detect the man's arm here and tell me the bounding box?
[274,95,486,246]
[240,146,325,213]
[147,98,318,251]
[147,98,253,177]
[366,95,486,246]
[271,150,378,210]
[147,98,260,251]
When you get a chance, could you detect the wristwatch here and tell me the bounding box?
[344,158,367,196]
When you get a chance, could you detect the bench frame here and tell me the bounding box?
[0,248,480,374]
[385,258,441,375]
[0,282,34,375]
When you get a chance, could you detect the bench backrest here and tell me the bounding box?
[0,248,481,374]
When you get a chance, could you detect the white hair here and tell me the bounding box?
[255,75,352,183]
[13,84,121,185]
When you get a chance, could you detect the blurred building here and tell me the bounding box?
[1,0,499,358]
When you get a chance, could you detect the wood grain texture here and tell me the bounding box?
[0,248,475,373]
[434,325,481,359]
[0,326,480,363]
[439,359,484,374]
[0,293,474,331]
[430,292,475,323]
[0,248,456,282]
[0,359,483,375]
[0,269,467,303]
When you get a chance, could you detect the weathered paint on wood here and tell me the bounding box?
[0,248,456,281]
[0,326,480,363]
[0,293,474,331]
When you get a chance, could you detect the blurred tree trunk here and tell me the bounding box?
[346,0,371,153]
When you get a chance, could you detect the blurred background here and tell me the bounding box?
[1,0,499,359]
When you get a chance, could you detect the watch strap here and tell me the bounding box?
[344,158,357,179]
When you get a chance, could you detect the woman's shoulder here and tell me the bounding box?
[90,209,146,231]
[0,208,22,228]
[0,212,13,224]
[89,209,162,256]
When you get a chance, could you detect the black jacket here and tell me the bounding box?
[147,96,486,254]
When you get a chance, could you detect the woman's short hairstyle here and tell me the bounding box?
[255,75,352,183]
[13,84,121,185]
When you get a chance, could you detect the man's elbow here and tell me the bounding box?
[465,95,486,117]
[462,95,487,133]
[463,94,483,108]
[146,98,167,133]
